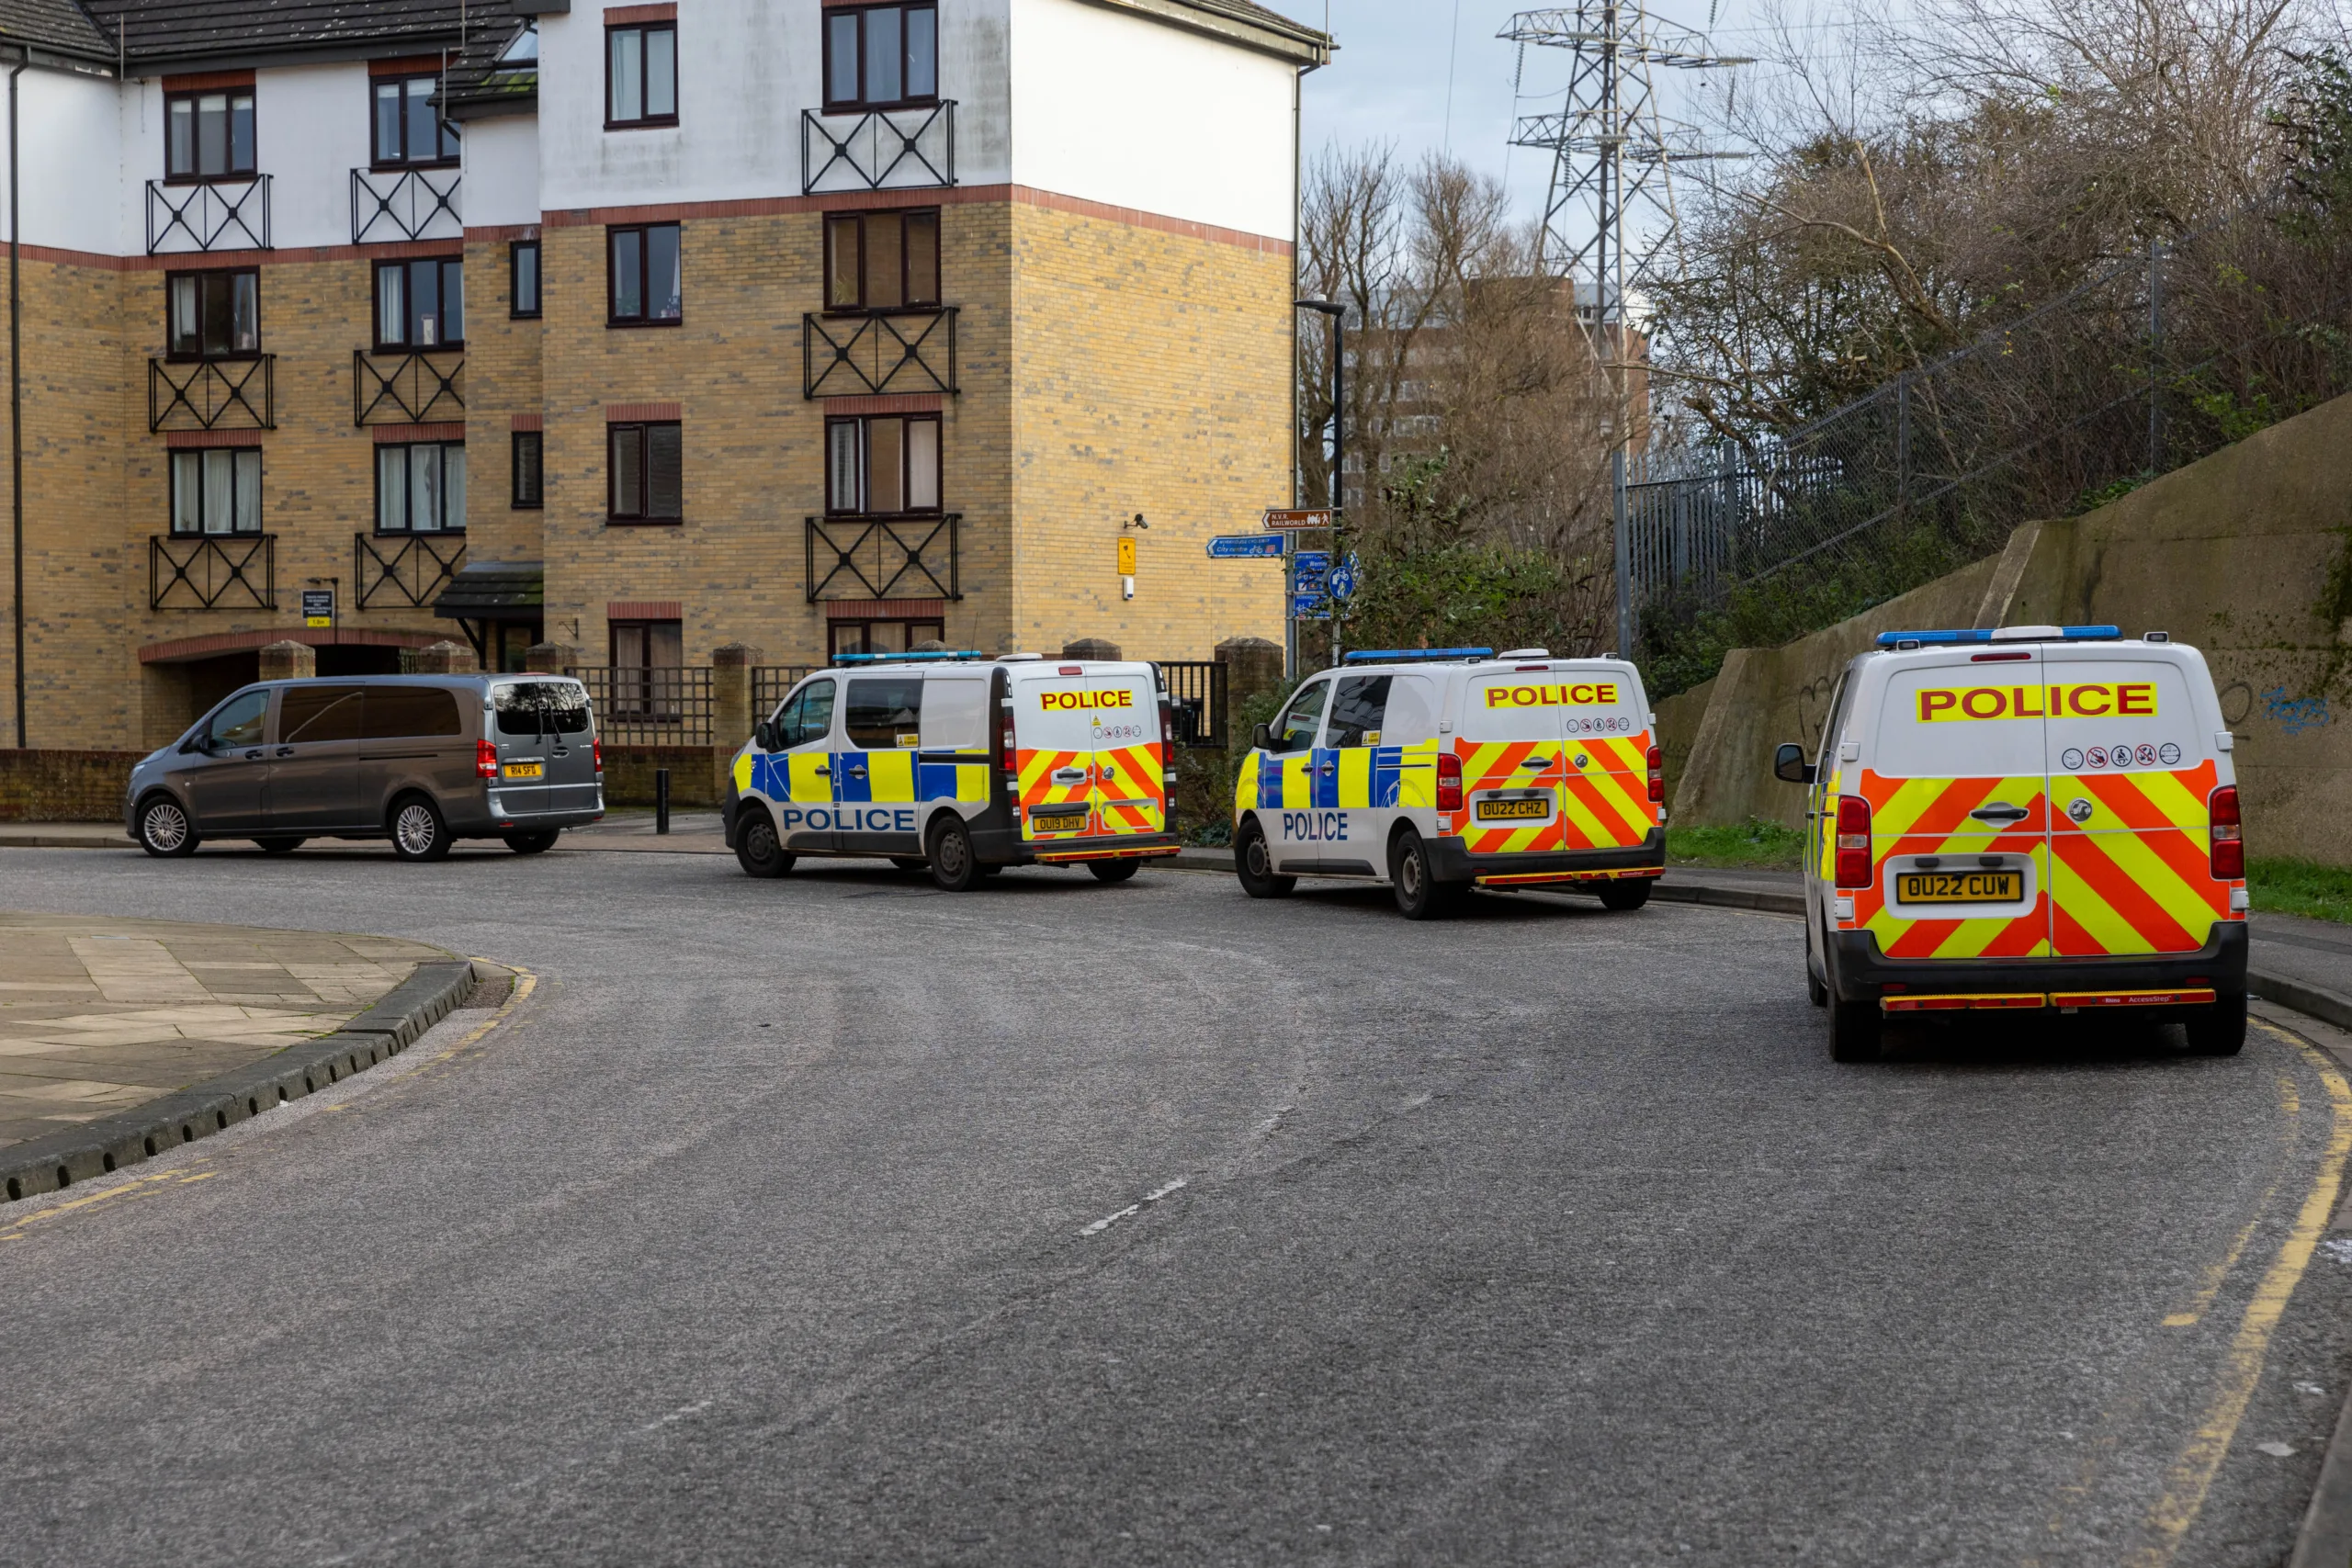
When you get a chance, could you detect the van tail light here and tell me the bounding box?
[1835,795,1873,889]
[592,739,604,774]
[2211,785,2243,879]
[476,739,499,780]
[1436,750,1464,813]
[1646,744,1665,804]
[1001,715,1017,773]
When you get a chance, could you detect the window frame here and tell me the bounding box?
[821,208,942,315]
[509,239,542,320]
[167,446,266,536]
[827,619,945,660]
[606,223,684,328]
[371,255,467,352]
[822,3,940,114]
[164,267,262,362]
[163,87,258,185]
[824,412,942,519]
[369,72,461,170]
[372,439,469,536]
[607,421,684,525]
[511,429,544,510]
[605,20,680,130]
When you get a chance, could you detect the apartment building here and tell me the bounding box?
[0,0,1324,750]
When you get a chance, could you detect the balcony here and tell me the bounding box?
[801,102,956,195]
[803,309,957,399]
[351,167,462,245]
[151,533,275,611]
[354,349,465,426]
[805,513,962,603]
[146,177,271,254]
[354,533,466,610]
[149,357,274,433]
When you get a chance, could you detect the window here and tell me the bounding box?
[169,448,263,536]
[375,257,465,349]
[165,89,256,181]
[512,430,544,509]
[824,4,937,111]
[278,685,366,744]
[608,224,682,324]
[510,240,541,319]
[372,74,459,166]
[610,619,685,719]
[376,442,468,534]
[492,681,592,739]
[204,688,269,748]
[606,21,678,127]
[609,423,683,523]
[166,270,259,359]
[1326,675,1390,748]
[362,687,464,739]
[826,414,939,515]
[828,619,944,660]
[774,679,837,748]
[844,676,923,750]
[824,209,939,311]
[1268,681,1329,753]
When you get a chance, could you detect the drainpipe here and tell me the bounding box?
[9,55,26,750]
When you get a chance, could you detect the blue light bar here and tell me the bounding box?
[831,650,989,665]
[1873,626,2120,648]
[1340,647,1495,664]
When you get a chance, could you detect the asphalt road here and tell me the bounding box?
[4,843,2350,1567]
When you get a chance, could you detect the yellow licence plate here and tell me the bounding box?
[1898,870,2021,904]
[1476,797,1550,821]
[503,762,544,780]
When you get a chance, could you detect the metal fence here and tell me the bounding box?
[1155,660,1228,750]
[751,666,820,727]
[1626,189,2352,633]
[569,666,715,746]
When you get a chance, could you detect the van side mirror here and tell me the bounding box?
[1773,742,1815,784]
[1251,722,1273,752]
[753,720,777,751]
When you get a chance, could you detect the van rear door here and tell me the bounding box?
[1013,666,1162,846]
[1861,656,2052,960]
[2042,649,2226,956]
[1457,672,1568,855]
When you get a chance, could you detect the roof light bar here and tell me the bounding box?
[1340,648,1496,664]
[831,650,989,665]
[1873,626,2121,649]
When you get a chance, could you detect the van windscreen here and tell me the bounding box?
[493,682,592,737]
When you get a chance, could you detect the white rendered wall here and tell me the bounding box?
[112,63,375,254]
[7,67,126,255]
[1009,0,1297,243]
[463,115,541,227]
[537,0,1011,212]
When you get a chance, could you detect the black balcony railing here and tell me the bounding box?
[146,177,271,254]
[151,533,275,611]
[803,309,957,399]
[149,356,274,433]
[354,349,465,425]
[354,532,466,610]
[801,102,957,194]
[1153,660,1229,750]
[805,513,961,603]
[351,166,462,244]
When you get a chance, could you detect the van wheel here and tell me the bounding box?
[1598,879,1652,911]
[1235,817,1295,899]
[1088,859,1141,884]
[1390,828,1460,920]
[1829,998,1883,1063]
[389,795,452,863]
[927,816,981,892]
[503,830,560,855]
[137,796,198,858]
[889,857,929,873]
[255,836,305,855]
[734,807,793,879]
[2184,993,2247,1056]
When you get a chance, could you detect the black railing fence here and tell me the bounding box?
[801,102,956,194]
[150,356,274,432]
[146,177,270,254]
[351,167,462,244]
[803,309,959,398]
[355,533,465,610]
[1154,660,1228,750]
[752,666,821,728]
[569,666,715,746]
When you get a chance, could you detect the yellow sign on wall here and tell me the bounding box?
[1116,537,1137,576]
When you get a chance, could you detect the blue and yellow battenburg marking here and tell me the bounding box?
[737,748,990,807]
[1238,741,1440,812]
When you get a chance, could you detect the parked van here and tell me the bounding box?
[125,675,605,861]
[725,652,1180,889]
[1775,625,2248,1062]
[1231,648,1666,918]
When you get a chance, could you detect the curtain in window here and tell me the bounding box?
[168,98,194,176]
[411,445,441,533]
[230,273,258,353]
[648,425,682,518]
[169,277,197,355]
[172,452,201,534]
[202,449,234,535]
[378,264,405,346]
[232,450,261,532]
[826,217,860,310]
[868,417,905,513]
[445,446,467,530]
[908,419,940,510]
[612,231,641,319]
[374,82,401,163]
[610,28,643,121]
[379,446,407,533]
[613,427,642,516]
[828,420,861,513]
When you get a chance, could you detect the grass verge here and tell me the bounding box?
[1667,818,1807,871]
[2248,856,2352,925]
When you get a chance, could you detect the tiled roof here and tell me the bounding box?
[74,0,518,69]
[0,0,112,62]
[1179,0,1325,42]
[436,13,534,120]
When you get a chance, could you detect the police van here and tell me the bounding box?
[1232,648,1666,918]
[723,652,1181,890]
[1775,625,2248,1062]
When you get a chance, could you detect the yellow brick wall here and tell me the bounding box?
[463,231,546,570]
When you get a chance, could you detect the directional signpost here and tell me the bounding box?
[1292,550,1333,620]
[1205,534,1286,558]
[1263,507,1337,532]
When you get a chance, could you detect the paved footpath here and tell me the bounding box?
[0,913,446,1148]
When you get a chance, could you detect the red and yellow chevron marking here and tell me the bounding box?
[1019,749,1089,809]
[1458,739,1557,854]
[1093,742,1165,835]
[1560,732,1655,851]
[1855,769,2052,959]
[2049,761,2231,956]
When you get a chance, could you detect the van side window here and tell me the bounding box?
[920,678,988,750]
[279,685,366,743]
[1817,673,1850,761]
[1268,681,1328,753]
[1327,675,1390,747]
[363,688,463,739]
[779,680,836,748]
[494,682,591,738]
[208,689,268,748]
[845,676,923,749]
[1384,675,1440,745]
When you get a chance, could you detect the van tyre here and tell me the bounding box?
[137,796,198,858]
[1599,879,1652,911]
[1829,997,1883,1063]
[1088,859,1141,884]
[388,795,452,863]
[1235,817,1295,899]
[1390,828,1460,920]
[733,807,793,879]
[927,816,981,892]
[255,836,305,855]
[890,857,928,873]
[503,829,560,855]
[2184,993,2247,1056]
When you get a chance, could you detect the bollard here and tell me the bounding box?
[655,768,671,835]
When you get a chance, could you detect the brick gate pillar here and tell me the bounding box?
[257,641,315,682]
[1215,636,1283,707]
[523,642,580,676]
[711,643,765,800]
[412,641,479,674]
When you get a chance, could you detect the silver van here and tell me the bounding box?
[124,675,605,860]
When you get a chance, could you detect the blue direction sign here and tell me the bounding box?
[1292,594,1333,621]
[1205,534,1286,558]
[1291,551,1331,593]
[1327,554,1359,603]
